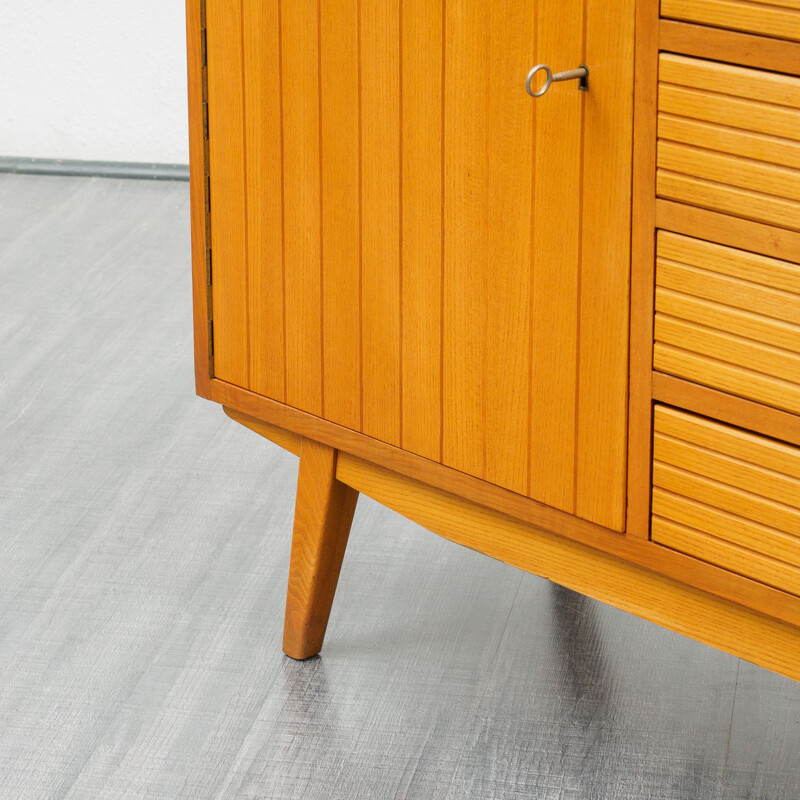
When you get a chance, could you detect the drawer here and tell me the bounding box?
[661,0,800,43]
[657,54,800,232]
[652,405,800,596]
[654,231,800,413]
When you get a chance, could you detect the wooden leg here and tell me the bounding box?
[283,438,359,660]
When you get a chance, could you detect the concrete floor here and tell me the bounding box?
[1,173,799,799]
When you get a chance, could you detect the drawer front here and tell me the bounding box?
[654,231,800,413]
[652,405,800,595]
[657,54,800,232]
[661,0,800,43]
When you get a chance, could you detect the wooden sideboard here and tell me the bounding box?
[186,0,800,680]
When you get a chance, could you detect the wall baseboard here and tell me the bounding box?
[0,157,189,181]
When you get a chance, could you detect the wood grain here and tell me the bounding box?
[658,141,800,202]
[319,0,361,431]
[626,0,660,538]
[658,114,800,171]
[186,0,211,397]
[575,0,635,529]
[653,461,800,551]
[655,395,800,473]
[213,381,623,551]
[224,405,302,455]
[661,53,800,108]
[336,449,800,682]
[654,490,800,568]
[655,434,800,508]
[659,86,800,143]
[281,0,323,415]
[656,314,800,380]
[483,0,534,496]
[528,0,583,514]
[653,372,800,446]
[658,263,800,324]
[661,0,800,43]
[206,0,249,387]
[657,291,800,353]
[654,234,800,413]
[655,344,800,414]
[659,19,800,77]
[360,0,401,446]
[652,405,800,598]
[656,200,800,264]
[243,0,285,401]
[657,171,800,233]
[201,1,635,526]
[653,515,800,597]
[442,0,488,480]
[399,0,443,463]
[659,230,800,293]
[657,54,800,232]
[283,438,359,660]
[219,395,800,630]
[653,461,800,538]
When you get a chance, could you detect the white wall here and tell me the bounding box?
[0,2,189,164]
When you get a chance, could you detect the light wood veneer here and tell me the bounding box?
[188,0,800,681]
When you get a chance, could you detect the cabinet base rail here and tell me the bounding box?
[226,406,800,681]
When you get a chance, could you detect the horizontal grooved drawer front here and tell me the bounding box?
[657,54,800,232]
[652,405,800,596]
[655,231,800,413]
[661,0,800,43]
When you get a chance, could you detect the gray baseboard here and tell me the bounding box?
[0,156,189,181]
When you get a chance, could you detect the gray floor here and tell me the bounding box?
[0,174,799,800]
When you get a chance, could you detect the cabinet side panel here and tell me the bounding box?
[442,0,489,479]
[528,0,585,512]
[281,0,323,416]
[483,1,535,495]
[400,0,444,463]
[243,0,285,402]
[206,0,249,388]
[575,0,635,530]
[186,0,211,396]
[320,0,362,431]
[361,1,402,446]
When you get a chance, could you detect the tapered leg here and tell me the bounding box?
[283,438,359,660]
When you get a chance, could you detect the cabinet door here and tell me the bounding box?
[205,0,635,530]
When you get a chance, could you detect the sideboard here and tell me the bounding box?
[186,0,800,680]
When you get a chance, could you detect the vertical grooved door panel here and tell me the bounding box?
[206,0,635,530]
[484,1,534,496]
[400,0,443,462]
[206,0,248,387]
[575,0,635,528]
[280,0,322,416]
[442,1,489,480]
[361,1,402,446]
[320,0,362,431]
[243,0,285,401]
[528,0,584,513]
